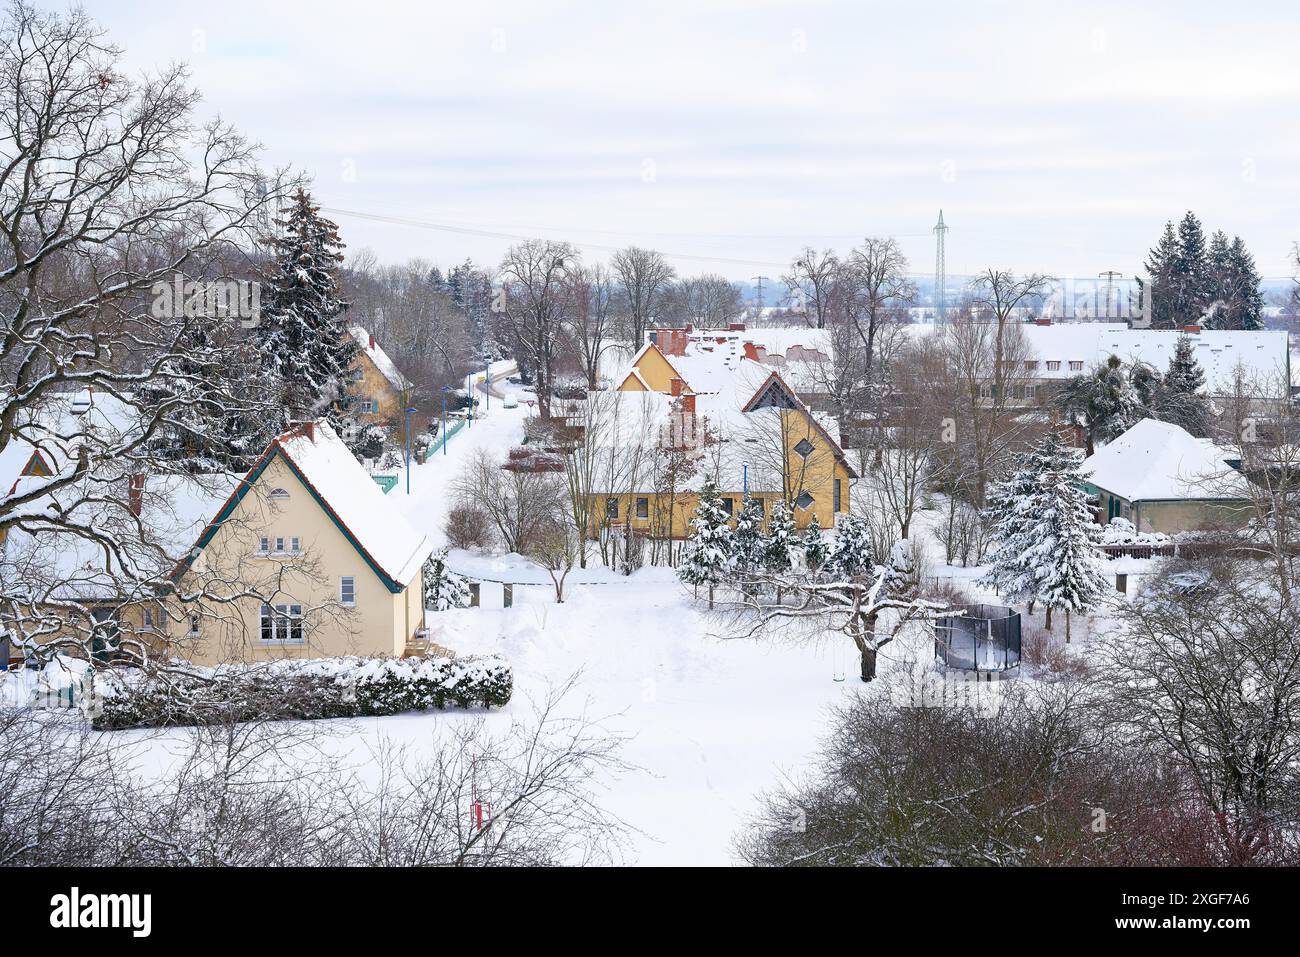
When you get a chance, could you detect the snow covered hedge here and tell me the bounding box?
[1099,517,1171,547]
[92,655,512,730]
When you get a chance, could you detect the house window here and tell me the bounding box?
[142,608,155,631]
[260,604,304,642]
[340,576,356,607]
[290,536,300,554]
[721,497,734,516]
[1024,360,1039,371]
[275,536,285,553]
[187,614,200,637]
[1069,361,1083,371]
[635,497,649,519]
[834,479,842,512]
[795,491,815,511]
[794,438,815,459]
[269,487,289,501]
[258,536,270,555]
[1046,361,1060,371]
[979,384,993,399]
[605,497,619,519]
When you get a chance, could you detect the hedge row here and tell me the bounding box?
[92,654,513,730]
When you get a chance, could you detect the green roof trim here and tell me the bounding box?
[172,444,406,594]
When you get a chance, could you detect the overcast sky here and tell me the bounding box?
[88,0,1300,285]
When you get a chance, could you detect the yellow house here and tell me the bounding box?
[589,346,855,538]
[348,326,414,429]
[166,421,432,665]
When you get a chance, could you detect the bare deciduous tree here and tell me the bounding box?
[611,246,674,347]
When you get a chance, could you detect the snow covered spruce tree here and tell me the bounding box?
[423,549,471,611]
[678,477,734,609]
[0,3,281,664]
[253,187,357,443]
[764,501,796,575]
[980,432,1108,641]
[1157,335,1211,436]
[825,513,873,579]
[731,496,766,589]
[801,512,829,573]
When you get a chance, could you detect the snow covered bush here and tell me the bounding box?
[423,549,471,610]
[1099,517,1171,547]
[92,655,513,730]
[678,477,734,608]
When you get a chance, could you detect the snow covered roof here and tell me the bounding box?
[177,421,432,592]
[351,326,413,393]
[1018,324,1289,393]
[679,326,832,394]
[1081,418,1249,502]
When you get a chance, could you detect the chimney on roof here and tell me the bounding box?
[742,342,761,361]
[303,421,315,442]
[670,377,684,397]
[1183,324,1201,334]
[368,332,376,350]
[127,473,144,517]
[729,322,746,332]
[1035,318,1052,326]
[680,394,695,414]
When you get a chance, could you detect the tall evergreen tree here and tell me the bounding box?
[1155,335,1211,436]
[1139,220,1180,329]
[679,477,734,609]
[1225,236,1265,331]
[1170,210,1210,325]
[980,433,1107,640]
[254,187,357,439]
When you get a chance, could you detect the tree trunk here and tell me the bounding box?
[708,583,714,610]
[859,646,877,683]
[1065,606,1071,643]
[1044,605,1053,630]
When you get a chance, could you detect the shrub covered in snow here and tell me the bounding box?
[1099,516,1171,546]
[92,654,512,730]
[423,548,471,610]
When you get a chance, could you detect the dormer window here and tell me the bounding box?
[1046,361,1060,371]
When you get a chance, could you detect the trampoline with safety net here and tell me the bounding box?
[933,603,1021,674]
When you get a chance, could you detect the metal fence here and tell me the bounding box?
[934,603,1021,673]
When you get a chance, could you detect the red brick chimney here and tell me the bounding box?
[680,394,695,413]
[1035,318,1052,326]
[368,331,376,350]
[670,377,684,397]
[742,341,761,361]
[302,421,315,442]
[729,322,746,332]
[127,473,145,517]
[1183,324,1201,334]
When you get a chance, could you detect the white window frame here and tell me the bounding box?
[340,576,356,607]
[187,614,200,638]
[260,603,305,643]
[258,536,270,555]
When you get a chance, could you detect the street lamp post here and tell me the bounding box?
[404,406,418,495]
[742,461,749,503]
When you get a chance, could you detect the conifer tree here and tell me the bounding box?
[423,548,471,611]
[802,512,829,574]
[980,433,1108,640]
[679,477,734,608]
[732,496,766,584]
[1156,335,1211,436]
[825,514,874,579]
[254,187,357,440]
[764,500,796,574]
[1139,221,1180,329]
[1171,210,1210,324]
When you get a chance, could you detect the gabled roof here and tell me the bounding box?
[351,326,413,393]
[739,369,858,479]
[1081,418,1248,502]
[174,422,432,592]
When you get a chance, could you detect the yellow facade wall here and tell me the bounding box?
[619,347,686,394]
[169,454,423,666]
